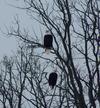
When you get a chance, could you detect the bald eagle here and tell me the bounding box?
[48,72,57,89]
[44,31,53,53]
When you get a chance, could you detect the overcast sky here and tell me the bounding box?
[0,0,39,60]
[0,0,20,59]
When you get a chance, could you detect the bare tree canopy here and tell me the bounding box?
[0,0,100,108]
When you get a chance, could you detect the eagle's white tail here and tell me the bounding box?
[45,49,50,54]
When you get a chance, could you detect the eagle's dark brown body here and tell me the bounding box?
[44,34,53,50]
[48,72,57,89]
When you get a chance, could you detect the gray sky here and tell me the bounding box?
[0,0,20,59]
[0,0,38,59]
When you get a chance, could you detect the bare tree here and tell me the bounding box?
[2,0,100,108]
[0,56,17,108]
